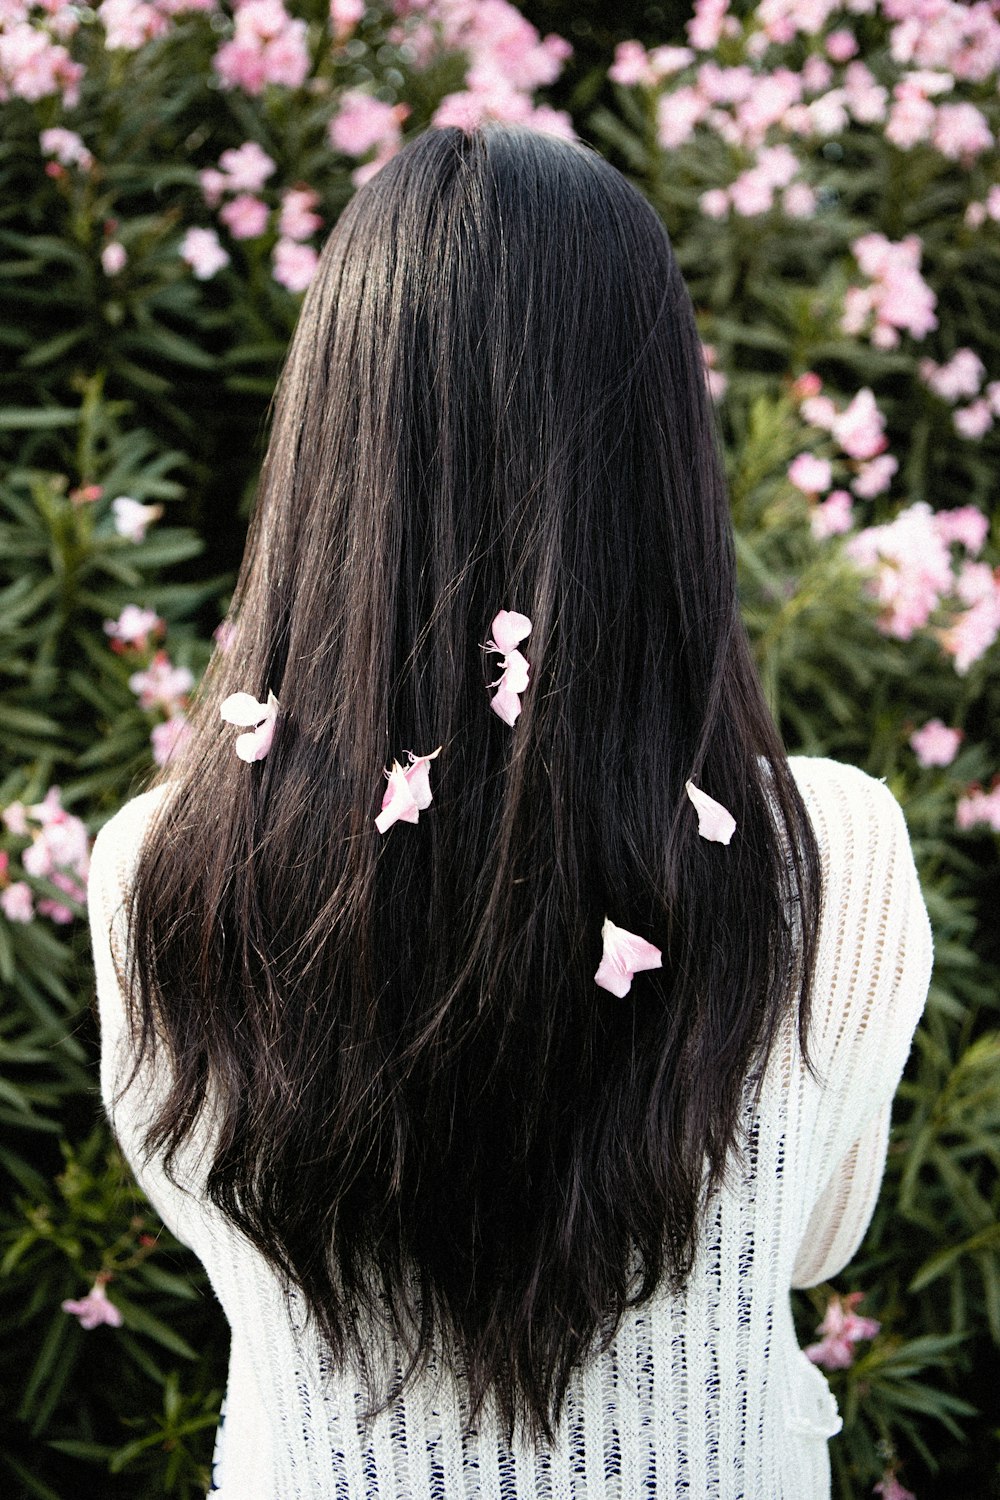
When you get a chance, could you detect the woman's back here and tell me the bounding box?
[91,754,931,1498]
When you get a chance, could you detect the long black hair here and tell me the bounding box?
[123,124,821,1440]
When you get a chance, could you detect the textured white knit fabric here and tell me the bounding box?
[89,756,933,1500]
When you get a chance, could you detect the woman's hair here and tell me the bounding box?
[123,124,821,1440]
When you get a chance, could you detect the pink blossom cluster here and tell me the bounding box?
[391,1,573,146]
[847,501,999,669]
[40,126,92,171]
[129,649,194,712]
[918,349,1000,441]
[197,138,323,289]
[98,0,214,53]
[885,71,993,159]
[213,0,309,95]
[842,233,938,349]
[964,184,1000,230]
[0,6,84,107]
[328,90,410,185]
[699,143,815,220]
[126,645,195,765]
[885,0,1000,83]
[1,787,90,926]
[805,1290,880,1370]
[790,379,897,533]
[956,781,1000,834]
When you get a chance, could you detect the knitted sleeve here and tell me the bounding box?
[87,783,195,1249]
[788,759,933,1288]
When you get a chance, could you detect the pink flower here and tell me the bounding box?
[103,605,163,648]
[129,651,195,712]
[826,28,858,62]
[61,1282,123,1330]
[219,690,280,762]
[956,784,1000,834]
[219,194,269,240]
[199,168,229,208]
[801,393,838,429]
[788,453,833,495]
[846,502,953,639]
[935,506,989,554]
[272,238,319,293]
[699,188,730,219]
[40,127,93,170]
[685,781,737,844]
[933,102,992,161]
[329,91,403,156]
[875,1470,917,1494]
[656,86,707,149]
[330,0,364,40]
[886,88,936,149]
[594,917,663,998]
[702,343,727,401]
[2,802,29,837]
[609,40,654,86]
[874,1473,916,1500]
[180,227,230,280]
[217,142,276,193]
[782,182,817,218]
[953,401,992,440]
[99,0,167,51]
[279,187,322,241]
[805,1291,880,1370]
[686,0,731,53]
[101,241,127,276]
[852,453,898,499]
[845,232,937,345]
[729,169,774,217]
[213,0,310,94]
[374,747,441,834]
[842,61,887,124]
[811,489,854,540]
[0,882,34,923]
[940,566,1000,674]
[831,387,886,460]
[485,610,532,726]
[112,495,163,542]
[921,348,985,403]
[151,714,191,767]
[910,719,962,768]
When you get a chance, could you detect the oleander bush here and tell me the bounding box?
[1,2,999,1496]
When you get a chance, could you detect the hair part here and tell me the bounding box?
[123,125,821,1441]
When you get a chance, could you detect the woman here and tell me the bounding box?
[89,125,932,1498]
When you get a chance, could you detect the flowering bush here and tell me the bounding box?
[1,2,999,1497]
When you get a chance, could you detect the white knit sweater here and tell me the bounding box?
[89,756,933,1500]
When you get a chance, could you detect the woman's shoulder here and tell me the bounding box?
[89,783,174,911]
[785,755,911,868]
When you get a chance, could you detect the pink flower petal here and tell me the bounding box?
[403,747,441,811]
[499,648,530,694]
[490,684,523,726]
[220,691,270,727]
[490,610,532,655]
[685,781,737,844]
[375,761,420,833]
[595,917,663,997]
[222,690,279,761]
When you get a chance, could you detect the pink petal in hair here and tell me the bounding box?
[403,746,442,810]
[485,610,532,724]
[685,780,737,844]
[375,747,441,833]
[594,917,663,998]
[220,690,279,762]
